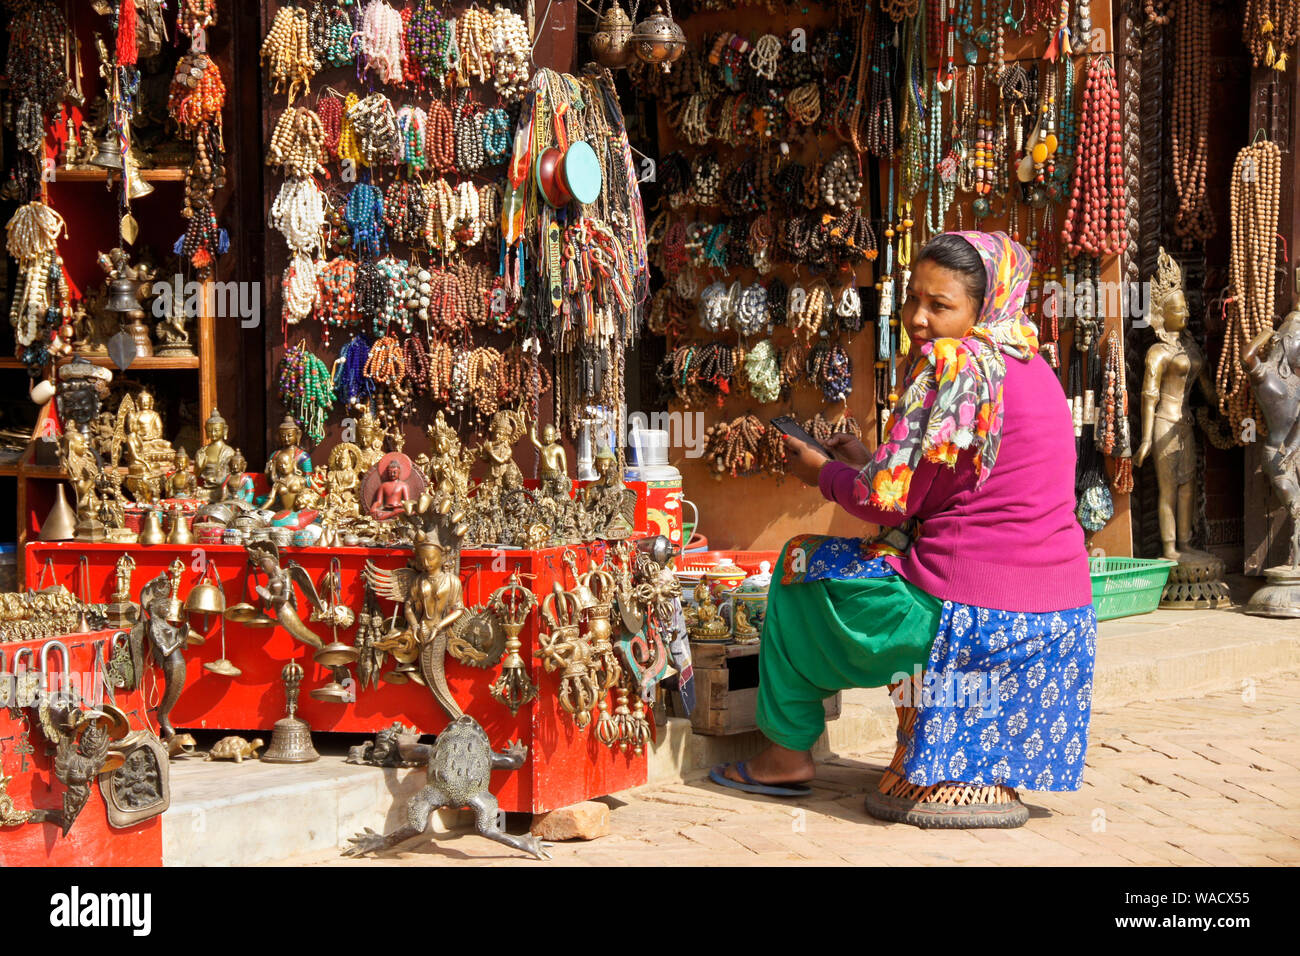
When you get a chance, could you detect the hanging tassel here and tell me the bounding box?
[1266,40,1277,66]
[116,0,138,67]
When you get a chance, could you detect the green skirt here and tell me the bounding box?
[755,546,943,752]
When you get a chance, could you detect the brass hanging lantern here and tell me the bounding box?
[630,1,686,72]
[591,1,637,69]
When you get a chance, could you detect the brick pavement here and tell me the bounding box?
[284,672,1300,867]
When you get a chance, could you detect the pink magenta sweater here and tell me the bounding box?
[818,353,1093,613]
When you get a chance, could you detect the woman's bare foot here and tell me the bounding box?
[724,742,816,785]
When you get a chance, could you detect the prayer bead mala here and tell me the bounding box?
[1172,0,1215,243]
[457,7,495,85]
[805,412,861,446]
[281,253,320,326]
[279,343,335,444]
[1060,56,1127,258]
[334,335,375,410]
[1097,330,1133,493]
[261,5,316,103]
[491,7,532,101]
[311,0,355,69]
[408,0,452,82]
[745,339,782,404]
[348,94,400,167]
[268,107,326,178]
[454,96,487,172]
[364,335,408,390]
[317,257,361,347]
[180,0,218,35]
[358,1,405,85]
[1244,0,1300,68]
[467,347,505,424]
[345,183,386,257]
[781,338,810,389]
[1219,139,1282,437]
[397,106,428,170]
[6,202,68,352]
[425,99,457,172]
[820,146,863,213]
[807,341,853,403]
[270,176,327,255]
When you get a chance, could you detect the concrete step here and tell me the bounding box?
[161,604,1298,863]
[162,753,470,866]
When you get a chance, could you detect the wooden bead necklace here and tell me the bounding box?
[1220,139,1282,437]
[268,107,326,178]
[261,5,315,103]
[1244,0,1300,68]
[1172,0,1215,243]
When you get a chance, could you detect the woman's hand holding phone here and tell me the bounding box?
[824,433,870,469]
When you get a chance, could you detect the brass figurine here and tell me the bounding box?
[487,569,539,716]
[194,408,239,501]
[343,714,548,860]
[205,736,265,762]
[264,415,313,514]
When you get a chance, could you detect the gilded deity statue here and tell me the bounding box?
[194,408,238,501]
[324,442,364,518]
[356,411,386,473]
[264,415,313,514]
[123,390,177,479]
[1135,250,1219,562]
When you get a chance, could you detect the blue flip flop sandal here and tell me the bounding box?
[708,761,813,797]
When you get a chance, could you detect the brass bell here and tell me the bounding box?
[125,157,154,201]
[309,679,352,703]
[90,132,125,171]
[631,1,686,71]
[314,640,360,668]
[167,506,193,545]
[184,581,226,618]
[138,509,166,546]
[40,484,78,542]
[261,662,319,763]
[204,658,242,677]
[105,277,144,314]
[591,2,636,68]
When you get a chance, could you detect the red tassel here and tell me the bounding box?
[116,0,138,66]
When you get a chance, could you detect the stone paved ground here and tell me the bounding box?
[286,671,1300,866]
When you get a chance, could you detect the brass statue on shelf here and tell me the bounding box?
[125,573,190,739]
[194,409,239,501]
[1135,249,1230,608]
[168,447,197,498]
[531,421,572,498]
[420,412,475,501]
[477,408,526,499]
[356,411,386,472]
[582,446,636,539]
[98,247,157,359]
[685,579,730,641]
[120,390,177,481]
[107,554,138,627]
[1244,309,1300,617]
[63,428,107,542]
[323,442,364,518]
[153,289,193,357]
[264,415,313,514]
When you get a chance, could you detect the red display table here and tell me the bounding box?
[25,541,649,813]
[0,630,162,866]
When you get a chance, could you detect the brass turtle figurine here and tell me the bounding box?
[204,736,264,763]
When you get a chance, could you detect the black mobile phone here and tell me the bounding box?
[769,416,832,459]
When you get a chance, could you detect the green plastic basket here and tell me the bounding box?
[1089,557,1176,621]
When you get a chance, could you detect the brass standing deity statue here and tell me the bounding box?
[1135,249,1230,608]
[1244,308,1300,617]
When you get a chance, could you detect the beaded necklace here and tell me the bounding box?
[261,5,315,103]
[333,335,374,410]
[317,256,361,347]
[280,343,335,444]
[346,183,386,257]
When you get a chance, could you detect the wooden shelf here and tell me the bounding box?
[0,464,19,478]
[20,465,69,479]
[49,167,188,183]
[59,353,201,370]
[0,358,26,369]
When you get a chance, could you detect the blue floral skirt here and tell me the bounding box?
[765,536,1097,792]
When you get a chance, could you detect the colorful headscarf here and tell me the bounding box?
[855,231,1039,512]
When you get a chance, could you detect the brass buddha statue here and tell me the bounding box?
[264,415,313,514]
[123,390,176,480]
[194,408,239,501]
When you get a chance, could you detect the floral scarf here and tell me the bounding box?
[855,231,1039,512]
